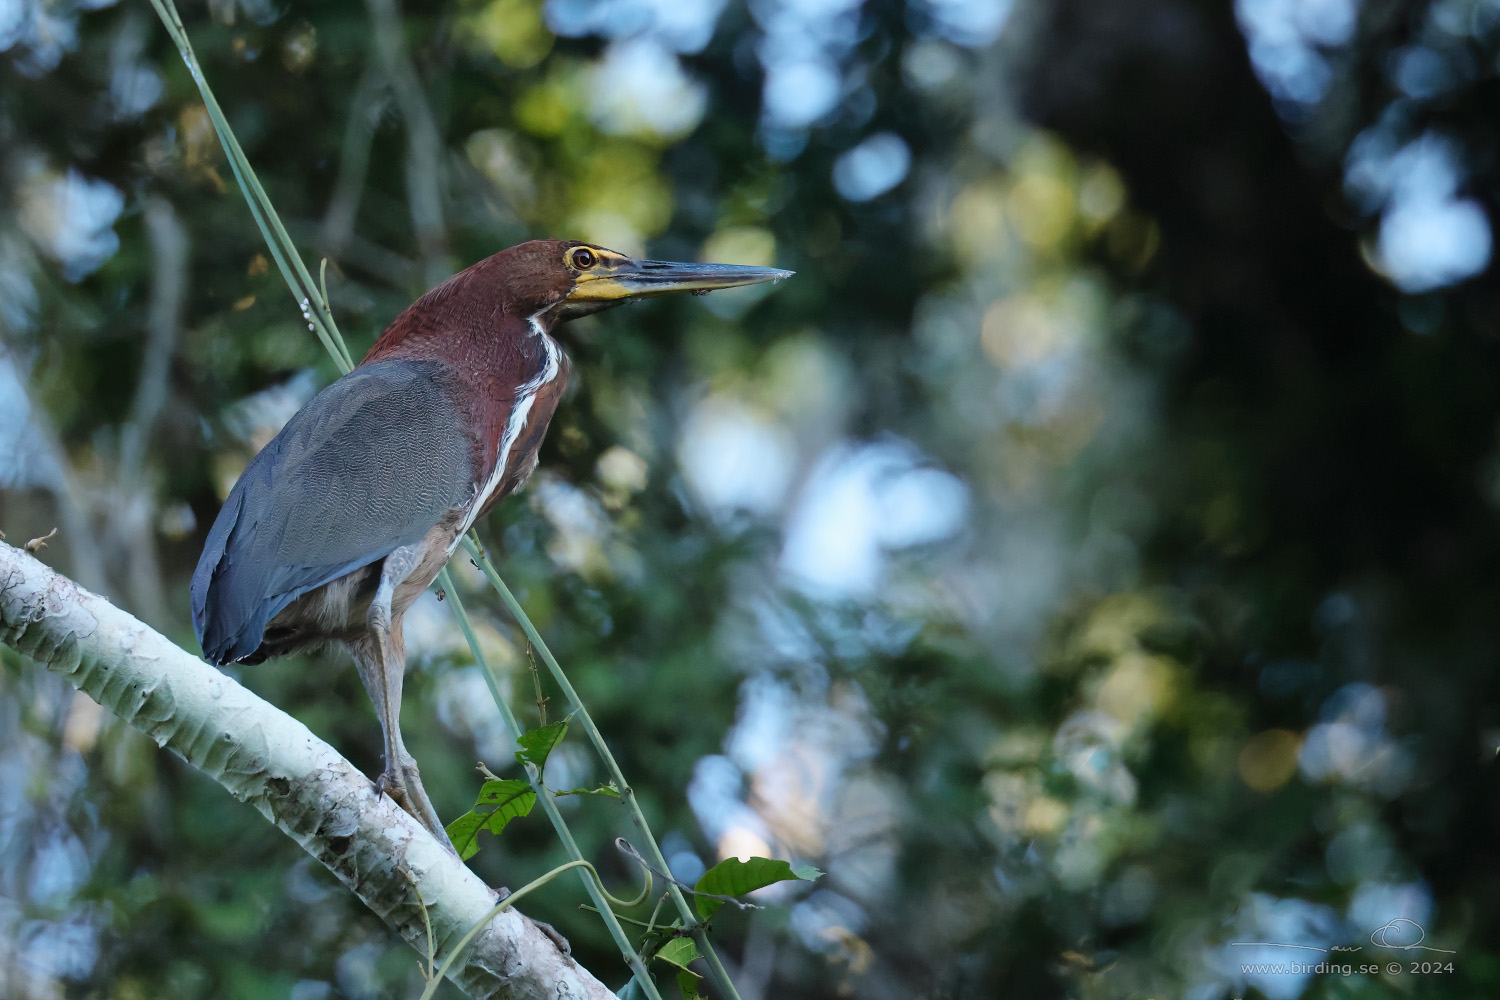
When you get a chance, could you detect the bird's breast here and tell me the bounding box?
[456,329,568,541]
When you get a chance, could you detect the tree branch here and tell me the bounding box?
[105,194,188,626]
[366,0,452,289]
[0,540,618,1000]
[318,64,383,263]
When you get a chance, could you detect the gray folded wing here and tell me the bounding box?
[191,359,477,664]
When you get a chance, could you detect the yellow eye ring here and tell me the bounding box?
[571,247,597,270]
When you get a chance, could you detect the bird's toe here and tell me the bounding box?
[533,919,572,955]
[378,768,453,848]
[373,769,398,800]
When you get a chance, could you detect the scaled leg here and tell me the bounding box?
[351,544,451,849]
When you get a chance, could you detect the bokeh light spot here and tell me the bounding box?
[832,132,911,202]
[1008,172,1075,249]
[1238,729,1302,792]
[468,0,555,68]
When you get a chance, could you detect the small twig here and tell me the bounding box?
[633,893,671,966]
[641,893,668,940]
[6,371,105,589]
[398,866,437,981]
[24,528,57,553]
[527,642,549,726]
[319,257,333,316]
[578,903,663,930]
[614,839,754,913]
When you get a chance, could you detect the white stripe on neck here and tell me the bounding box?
[452,312,561,549]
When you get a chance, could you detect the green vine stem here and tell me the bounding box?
[458,538,742,1000]
[438,570,665,1000]
[418,856,651,1000]
[398,867,437,981]
[148,0,354,373]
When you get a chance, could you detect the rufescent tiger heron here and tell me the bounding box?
[191,240,792,846]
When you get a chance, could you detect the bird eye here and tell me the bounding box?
[572,248,596,270]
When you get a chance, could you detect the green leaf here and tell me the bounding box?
[515,719,569,772]
[445,779,536,861]
[473,778,533,805]
[653,937,701,971]
[553,782,621,798]
[693,857,823,920]
[677,970,703,999]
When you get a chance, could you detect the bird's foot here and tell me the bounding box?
[373,768,418,819]
[533,919,571,955]
[375,766,457,854]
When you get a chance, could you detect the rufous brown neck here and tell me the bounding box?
[361,247,572,493]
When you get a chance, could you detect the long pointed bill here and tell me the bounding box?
[568,258,795,304]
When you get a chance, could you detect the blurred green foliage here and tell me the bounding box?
[4,0,1500,999]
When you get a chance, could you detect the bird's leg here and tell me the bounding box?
[353,545,453,850]
[368,636,446,842]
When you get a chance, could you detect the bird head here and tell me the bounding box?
[492,239,793,324]
[365,239,793,364]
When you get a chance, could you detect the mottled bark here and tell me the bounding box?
[0,540,617,1000]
